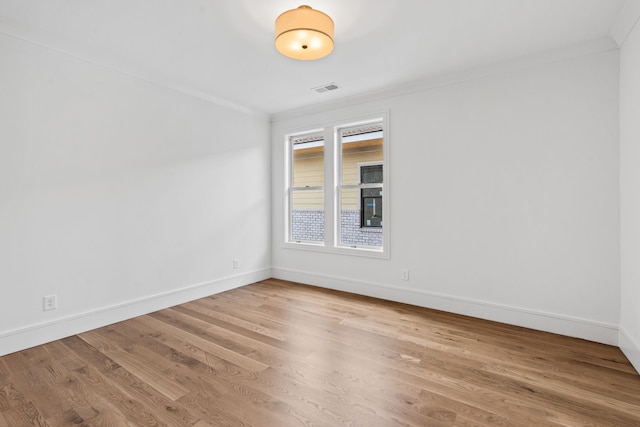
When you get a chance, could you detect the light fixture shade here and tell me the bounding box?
[275,5,334,61]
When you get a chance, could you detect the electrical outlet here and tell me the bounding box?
[233,259,239,269]
[43,295,57,311]
[400,269,410,281]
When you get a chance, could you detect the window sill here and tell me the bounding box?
[283,241,389,259]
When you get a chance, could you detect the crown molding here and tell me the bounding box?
[609,0,640,47]
[0,25,268,119]
[272,37,619,123]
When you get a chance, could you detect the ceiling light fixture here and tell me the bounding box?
[275,5,334,61]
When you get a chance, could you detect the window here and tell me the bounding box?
[359,163,383,228]
[285,113,388,256]
[288,131,324,244]
[337,123,384,249]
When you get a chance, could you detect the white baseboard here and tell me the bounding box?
[619,327,640,375]
[0,268,271,357]
[272,267,619,346]
[3,267,623,358]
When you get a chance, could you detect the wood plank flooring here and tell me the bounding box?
[1,278,639,426]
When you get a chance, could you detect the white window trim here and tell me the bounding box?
[283,112,390,259]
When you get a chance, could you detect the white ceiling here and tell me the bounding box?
[0,0,638,115]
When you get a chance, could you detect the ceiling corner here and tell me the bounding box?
[609,0,640,47]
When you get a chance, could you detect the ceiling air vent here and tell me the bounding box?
[312,83,339,93]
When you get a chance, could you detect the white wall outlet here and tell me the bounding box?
[400,269,410,281]
[233,259,239,269]
[43,295,57,311]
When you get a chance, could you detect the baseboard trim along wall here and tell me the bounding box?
[619,327,640,375]
[272,267,619,346]
[0,268,271,357]
[2,268,625,358]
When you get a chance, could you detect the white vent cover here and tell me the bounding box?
[312,83,339,93]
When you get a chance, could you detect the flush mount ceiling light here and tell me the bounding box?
[275,5,334,61]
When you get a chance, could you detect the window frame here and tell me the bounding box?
[283,112,389,259]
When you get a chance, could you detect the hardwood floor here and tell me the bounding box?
[1,279,639,426]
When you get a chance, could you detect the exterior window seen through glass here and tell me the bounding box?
[360,164,382,228]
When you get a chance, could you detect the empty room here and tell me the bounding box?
[1,0,640,425]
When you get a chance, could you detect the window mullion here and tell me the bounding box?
[291,186,324,191]
[323,126,335,247]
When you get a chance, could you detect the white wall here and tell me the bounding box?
[620,18,640,372]
[272,49,620,345]
[0,34,271,355]
[0,29,626,359]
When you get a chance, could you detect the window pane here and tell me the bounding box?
[293,137,324,188]
[291,189,324,243]
[361,164,383,184]
[339,188,382,247]
[339,123,384,247]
